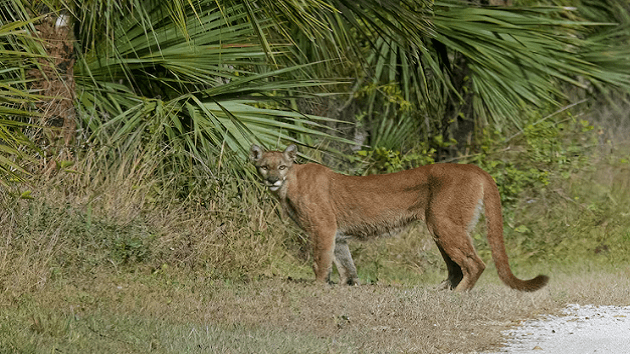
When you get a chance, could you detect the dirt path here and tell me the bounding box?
[487,304,630,353]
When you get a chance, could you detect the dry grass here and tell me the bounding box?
[195,270,630,353]
[1,268,629,353]
[0,150,306,297]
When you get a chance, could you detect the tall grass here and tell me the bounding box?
[0,147,310,298]
[503,103,630,268]
[2,104,630,296]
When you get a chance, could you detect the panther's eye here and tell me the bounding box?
[278,165,286,170]
[260,166,268,171]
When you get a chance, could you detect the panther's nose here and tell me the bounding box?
[267,178,283,192]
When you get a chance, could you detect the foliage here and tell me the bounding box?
[433,3,630,127]
[461,107,630,269]
[1,0,629,185]
[66,0,630,165]
[14,200,156,269]
[353,144,437,175]
[506,155,630,266]
[3,0,355,193]
[333,1,630,155]
[471,110,596,212]
[68,0,348,173]
[0,148,312,288]
[0,12,42,184]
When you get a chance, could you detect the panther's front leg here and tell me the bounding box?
[310,223,337,284]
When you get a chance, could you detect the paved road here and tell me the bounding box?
[487,304,630,353]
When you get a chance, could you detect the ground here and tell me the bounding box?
[1,265,629,353]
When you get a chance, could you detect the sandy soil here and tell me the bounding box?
[486,304,630,353]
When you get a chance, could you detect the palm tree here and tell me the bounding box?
[243,0,630,156]
[2,0,630,186]
[1,0,352,190]
[322,1,630,154]
[69,1,348,165]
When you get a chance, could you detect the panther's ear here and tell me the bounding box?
[283,144,298,161]
[250,144,264,162]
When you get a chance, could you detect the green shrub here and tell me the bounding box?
[473,113,596,212]
[353,143,436,175]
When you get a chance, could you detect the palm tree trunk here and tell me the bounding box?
[29,12,76,159]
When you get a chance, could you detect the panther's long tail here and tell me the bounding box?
[483,173,549,292]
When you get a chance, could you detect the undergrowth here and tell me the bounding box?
[0,105,629,295]
[0,148,310,297]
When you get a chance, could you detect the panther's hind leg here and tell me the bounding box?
[436,243,463,290]
[435,226,486,292]
[428,214,486,292]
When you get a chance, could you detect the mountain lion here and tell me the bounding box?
[250,144,548,292]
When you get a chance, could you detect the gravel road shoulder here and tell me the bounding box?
[486,304,630,353]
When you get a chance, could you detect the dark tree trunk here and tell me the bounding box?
[28,13,77,161]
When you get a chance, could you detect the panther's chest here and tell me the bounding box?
[280,197,301,227]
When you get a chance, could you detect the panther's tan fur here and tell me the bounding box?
[250,144,548,292]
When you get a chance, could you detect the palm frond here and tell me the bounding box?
[432,2,630,129]
[73,0,351,173]
[0,13,43,184]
